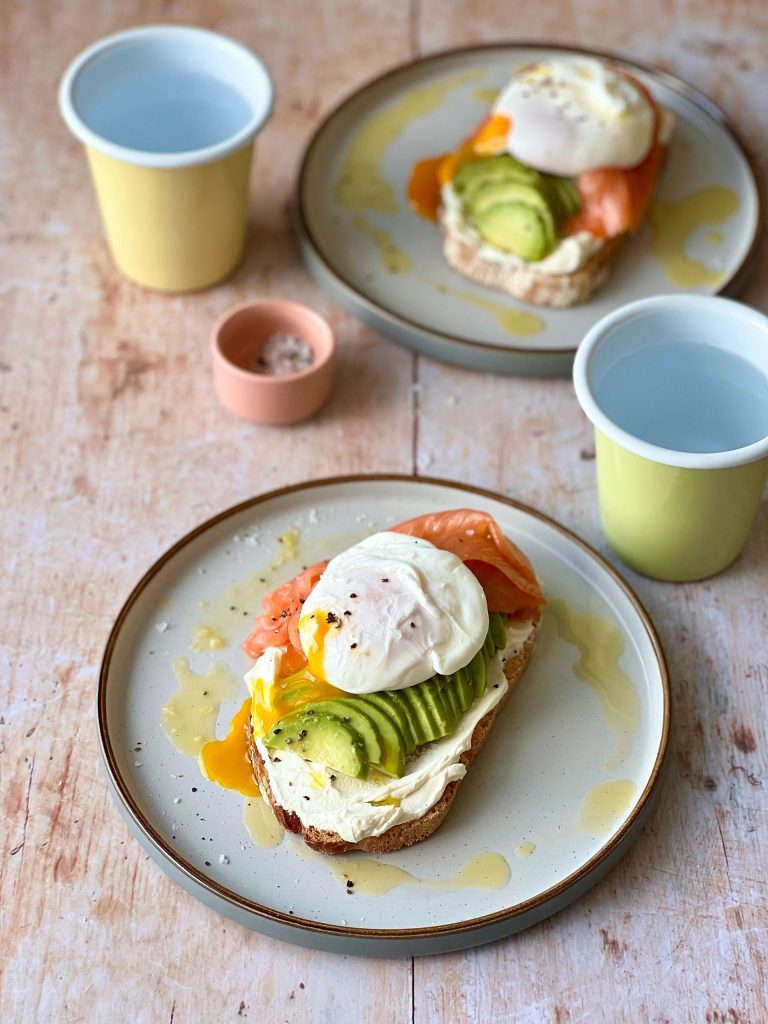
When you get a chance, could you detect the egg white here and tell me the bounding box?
[298,531,489,694]
[493,56,655,176]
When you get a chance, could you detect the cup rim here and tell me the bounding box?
[58,24,274,168]
[210,299,336,385]
[573,294,768,470]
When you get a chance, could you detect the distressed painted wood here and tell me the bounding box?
[1,1,766,1022]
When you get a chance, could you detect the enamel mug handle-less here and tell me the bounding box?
[59,26,273,292]
[573,295,768,582]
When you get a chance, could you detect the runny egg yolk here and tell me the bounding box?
[298,609,335,682]
[199,697,260,797]
[250,663,344,737]
[199,656,345,793]
[471,114,512,155]
[406,153,450,220]
[407,114,512,221]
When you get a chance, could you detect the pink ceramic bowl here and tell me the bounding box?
[210,299,335,425]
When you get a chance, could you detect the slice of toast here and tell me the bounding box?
[439,212,624,308]
[246,614,540,855]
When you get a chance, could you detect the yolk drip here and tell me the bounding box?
[407,153,452,220]
[199,698,260,796]
[250,663,345,737]
[299,609,335,682]
[471,114,511,155]
[406,114,512,221]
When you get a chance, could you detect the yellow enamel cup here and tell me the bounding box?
[573,296,768,582]
[59,26,273,292]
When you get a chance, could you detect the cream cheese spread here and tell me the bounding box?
[441,183,604,275]
[254,619,536,843]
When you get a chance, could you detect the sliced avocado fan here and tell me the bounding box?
[263,613,508,781]
[452,154,582,262]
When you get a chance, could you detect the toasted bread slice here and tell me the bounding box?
[439,212,624,308]
[246,614,540,855]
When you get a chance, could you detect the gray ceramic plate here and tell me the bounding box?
[296,44,761,375]
[99,476,669,956]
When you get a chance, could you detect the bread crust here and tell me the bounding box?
[439,216,624,308]
[246,614,541,855]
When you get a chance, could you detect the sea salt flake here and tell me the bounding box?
[255,332,314,377]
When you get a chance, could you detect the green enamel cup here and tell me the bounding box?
[573,295,768,582]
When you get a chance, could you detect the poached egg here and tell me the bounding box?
[492,56,655,176]
[297,531,488,694]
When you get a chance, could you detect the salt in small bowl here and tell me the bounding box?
[211,299,335,424]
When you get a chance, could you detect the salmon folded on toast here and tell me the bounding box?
[240,509,544,854]
[408,55,674,307]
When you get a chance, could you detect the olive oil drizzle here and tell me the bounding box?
[352,215,412,274]
[161,659,237,756]
[292,843,511,896]
[578,779,637,836]
[335,70,483,215]
[548,599,640,771]
[426,280,545,337]
[243,796,284,848]
[648,186,739,288]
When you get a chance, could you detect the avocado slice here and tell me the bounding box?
[467,648,488,700]
[548,176,582,221]
[354,697,407,777]
[415,679,455,741]
[263,709,368,779]
[434,673,462,725]
[309,698,383,769]
[489,612,508,652]
[397,685,438,747]
[454,154,541,203]
[467,181,557,252]
[473,203,553,261]
[467,177,552,222]
[365,691,416,753]
[452,153,583,260]
[483,629,496,660]
[450,665,475,714]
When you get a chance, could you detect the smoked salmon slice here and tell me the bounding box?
[243,510,544,669]
[392,509,544,618]
[563,127,663,239]
[560,73,662,239]
[243,561,327,672]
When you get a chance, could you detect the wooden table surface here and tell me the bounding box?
[2,2,767,1021]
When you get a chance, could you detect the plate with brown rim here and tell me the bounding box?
[98,475,669,956]
[295,43,762,376]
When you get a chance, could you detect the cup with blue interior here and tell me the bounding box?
[573,295,768,582]
[59,25,273,292]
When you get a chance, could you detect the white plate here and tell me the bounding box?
[296,44,762,375]
[99,476,669,956]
